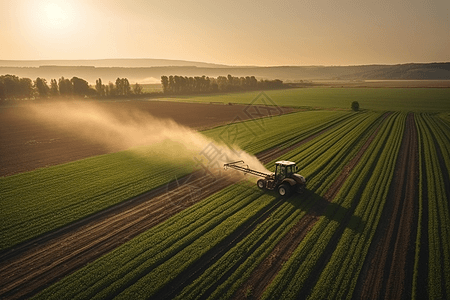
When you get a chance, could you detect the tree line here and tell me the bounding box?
[161,74,285,94]
[1,73,287,101]
[0,75,143,101]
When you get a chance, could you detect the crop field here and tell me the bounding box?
[0,88,449,300]
[0,100,296,177]
[161,87,450,112]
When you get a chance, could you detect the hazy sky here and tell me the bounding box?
[1,0,449,66]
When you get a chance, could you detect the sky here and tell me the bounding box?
[1,0,449,66]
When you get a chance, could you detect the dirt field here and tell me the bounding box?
[0,100,294,177]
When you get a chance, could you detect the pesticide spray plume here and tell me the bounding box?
[26,101,270,179]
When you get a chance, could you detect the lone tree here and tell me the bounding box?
[351,101,360,111]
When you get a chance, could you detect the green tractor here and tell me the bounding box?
[224,160,307,196]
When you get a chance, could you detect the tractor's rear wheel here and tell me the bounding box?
[257,179,265,189]
[278,184,291,196]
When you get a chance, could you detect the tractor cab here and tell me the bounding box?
[223,160,306,197]
[275,161,297,181]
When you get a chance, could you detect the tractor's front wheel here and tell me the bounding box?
[257,179,265,189]
[278,184,291,196]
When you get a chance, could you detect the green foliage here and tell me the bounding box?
[8,111,449,299]
[0,110,349,250]
[415,114,450,298]
[161,74,283,94]
[351,101,360,111]
[0,75,34,100]
[34,111,390,299]
[33,183,273,299]
[161,88,450,112]
[261,113,405,299]
[203,110,352,155]
[0,145,195,250]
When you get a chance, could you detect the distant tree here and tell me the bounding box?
[58,77,73,97]
[133,82,143,95]
[50,79,59,97]
[351,101,360,111]
[123,78,130,96]
[0,75,34,100]
[71,77,90,96]
[19,77,33,99]
[95,78,106,97]
[35,77,50,98]
[114,78,131,96]
[161,76,169,93]
[168,75,174,93]
[115,78,122,95]
[104,81,117,96]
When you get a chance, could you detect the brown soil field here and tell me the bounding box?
[0,100,294,177]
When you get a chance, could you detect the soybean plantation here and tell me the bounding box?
[0,96,449,299]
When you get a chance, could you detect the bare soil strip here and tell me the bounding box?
[0,119,330,300]
[0,100,295,177]
[354,113,419,300]
[232,113,389,300]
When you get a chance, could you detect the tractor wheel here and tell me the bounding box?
[278,184,291,196]
[257,179,265,189]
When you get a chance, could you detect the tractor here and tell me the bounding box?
[223,160,306,196]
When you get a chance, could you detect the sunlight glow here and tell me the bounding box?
[33,1,78,32]
[43,3,67,27]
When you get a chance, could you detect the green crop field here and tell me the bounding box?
[0,110,350,250]
[160,87,450,112]
[1,87,449,300]
[32,111,450,299]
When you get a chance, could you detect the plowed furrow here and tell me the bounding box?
[354,113,418,300]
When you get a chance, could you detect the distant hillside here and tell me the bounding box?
[0,58,229,68]
[337,63,450,80]
[0,61,449,84]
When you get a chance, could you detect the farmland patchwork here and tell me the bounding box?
[0,97,449,300]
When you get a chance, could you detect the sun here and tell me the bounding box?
[43,3,67,27]
[33,1,78,31]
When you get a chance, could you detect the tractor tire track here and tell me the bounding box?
[0,123,336,300]
[0,173,233,299]
[354,113,419,300]
[232,112,389,300]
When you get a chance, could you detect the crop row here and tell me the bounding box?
[261,112,406,299]
[0,146,196,250]
[34,111,386,299]
[415,113,450,299]
[203,109,352,155]
[0,110,350,250]
[175,112,386,299]
[34,183,274,299]
[306,113,406,299]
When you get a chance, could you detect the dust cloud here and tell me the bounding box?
[26,101,269,178]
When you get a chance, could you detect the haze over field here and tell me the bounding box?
[1,0,449,66]
[26,102,270,174]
